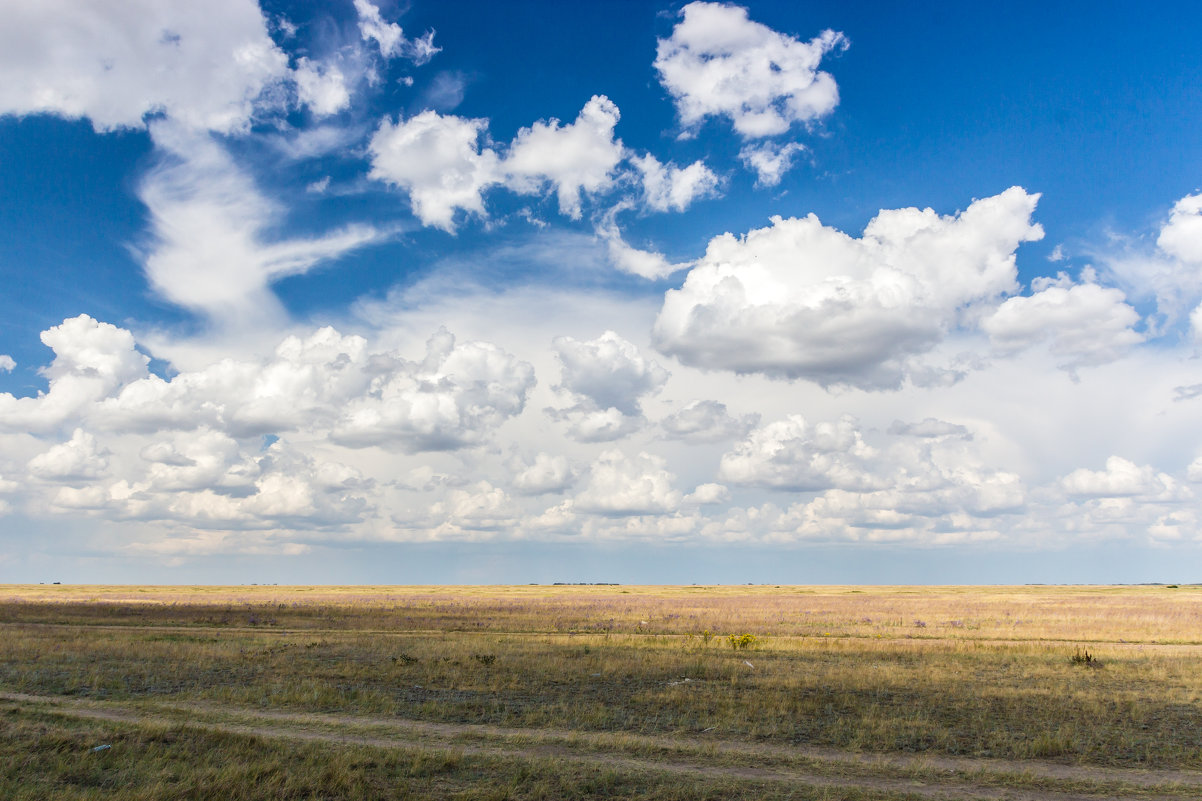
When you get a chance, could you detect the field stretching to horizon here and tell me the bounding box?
[3,584,1202,800]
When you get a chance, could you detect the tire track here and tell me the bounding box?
[3,691,1199,801]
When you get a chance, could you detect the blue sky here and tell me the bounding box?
[3,1,1202,584]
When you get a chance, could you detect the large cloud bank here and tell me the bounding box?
[0,0,1199,566]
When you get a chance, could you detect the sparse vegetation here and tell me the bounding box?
[2,583,1202,799]
[1070,646,1100,666]
[726,633,758,650]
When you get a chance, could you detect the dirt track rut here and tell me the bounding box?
[4,691,1200,801]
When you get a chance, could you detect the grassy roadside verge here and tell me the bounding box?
[3,701,942,801]
[7,693,1202,801]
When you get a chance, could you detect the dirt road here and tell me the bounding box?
[4,691,1199,801]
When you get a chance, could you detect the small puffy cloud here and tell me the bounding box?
[550,407,644,443]
[554,331,669,416]
[1156,193,1202,264]
[573,450,682,516]
[353,0,439,63]
[655,1,846,138]
[739,141,806,186]
[983,272,1142,370]
[41,315,148,388]
[0,315,148,433]
[294,58,351,117]
[511,452,577,495]
[1060,456,1180,500]
[0,0,289,133]
[368,111,501,231]
[550,331,668,442]
[28,429,109,482]
[0,356,14,372]
[369,97,627,230]
[654,187,1044,389]
[1147,510,1199,543]
[505,95,624,219]
[660,400,758,442]
[546,332,669,441]
[632,154,720,212]
[719,415,881,492]
[139,429,257,493]
[683,482,729,505]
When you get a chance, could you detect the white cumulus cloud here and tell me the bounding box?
[511,452,577,495]
[1156,193,1202,264]
[28,429,109,482]
[550,331,668,441]
[293,58,351,117]
[632,154,720,212]
[505,95,624,219]
[3,318,534,458]
[0,315,148,434]
[425,481,518,533]
[654,187,1044,389]
[367,97,649,235]
[573,450,682,516]
[328,329,538,452]
[983,272,1143,371]
[0,0,290,133]
[718,415,881,491]
[368,111,502,231]
[1060,456,1180,500]
[739,141,807,186]
[655,1,846,139]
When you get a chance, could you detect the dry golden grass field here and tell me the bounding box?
[2,583,1201,800]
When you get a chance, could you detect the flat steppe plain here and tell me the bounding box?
[2,584,1201,799]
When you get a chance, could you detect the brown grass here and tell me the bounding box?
[2,584,1201,798]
